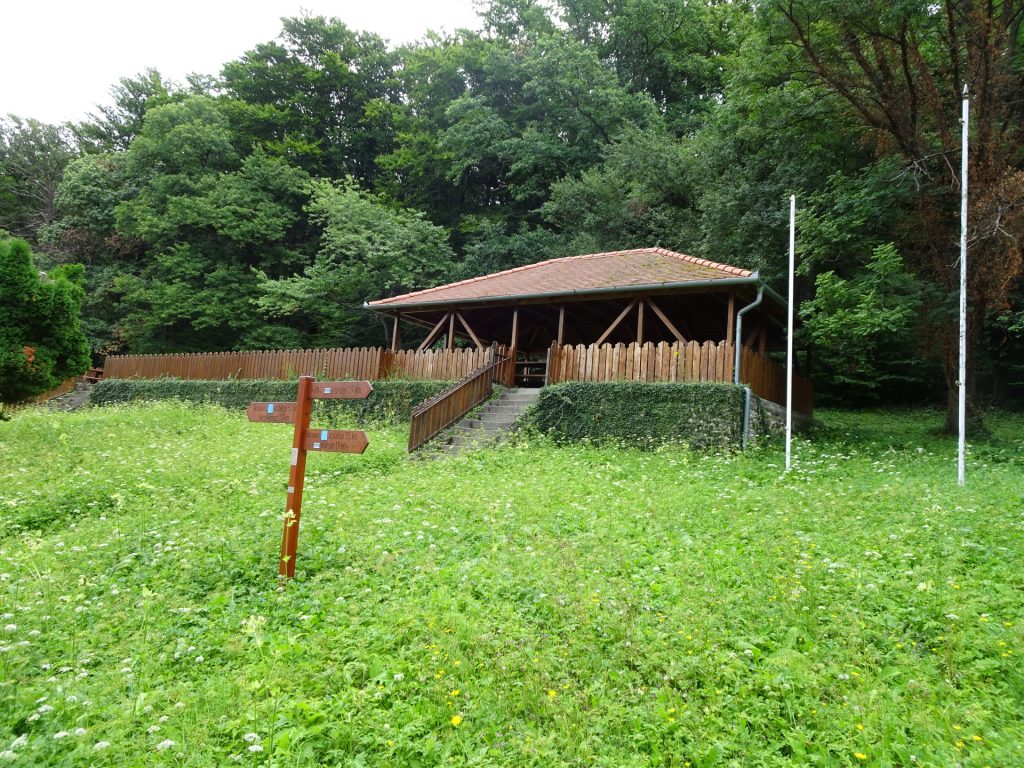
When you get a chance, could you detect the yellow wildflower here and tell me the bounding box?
[450,714,462,727]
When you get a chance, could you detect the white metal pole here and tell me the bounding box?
[958,86,969,487]
[958,87,966,483]
[786,194,795,472]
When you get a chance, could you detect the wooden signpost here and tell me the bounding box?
[247,375,371,578]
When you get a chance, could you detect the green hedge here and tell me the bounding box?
[527,382,748,449]
[90,378,452,424]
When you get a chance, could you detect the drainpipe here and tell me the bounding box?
[733,284,765,449]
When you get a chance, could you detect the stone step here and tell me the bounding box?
[481,403,528,415]
[502,391,541,401]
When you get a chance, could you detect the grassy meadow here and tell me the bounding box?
[0,402,1022,767]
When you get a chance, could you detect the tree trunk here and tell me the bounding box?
[941,307,987,435]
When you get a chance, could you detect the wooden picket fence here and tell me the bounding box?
[102,345,505,383]
[391,346,504,381]
[546,340,812,415]
[2,376,79,414]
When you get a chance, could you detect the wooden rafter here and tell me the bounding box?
[417,312,451,352]
[644,297,686,344]
[596,299,638,346]
[455,312,483,349]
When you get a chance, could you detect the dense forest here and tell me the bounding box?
[1,0,1022,412]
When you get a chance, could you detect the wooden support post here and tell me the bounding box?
[455,312,483,349]
[636,298,645,344]
[447,313,456,350]
[557,304,565,346]
[596,299,638,346]
[509,308,519,386]
[391,314,401,352]
[417,312,450,352]
[644,297,686,343]
[726,292,735,348]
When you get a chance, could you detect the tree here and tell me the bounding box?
[220,15,398,183]
[0,117,79,244]
[774,0,1024,427]
[74,69,180,153]
[0,238,90,412]
[256,179,456,347]
[112,97,312,352]
[542,126,698,254]
[800,243,926,402]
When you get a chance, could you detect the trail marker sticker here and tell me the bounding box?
[247,377,372,578]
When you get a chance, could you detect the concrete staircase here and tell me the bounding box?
[441,387,541,453]
[44,380,95,412]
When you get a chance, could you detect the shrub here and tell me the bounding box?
[90,378,452,424]
[527,381,746,449]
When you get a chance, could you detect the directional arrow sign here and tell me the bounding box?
[310,381,373,400]
[302,429,369,454]
[247,402,298,423]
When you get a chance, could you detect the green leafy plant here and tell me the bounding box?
[527,381,746,448]
[89,378,452,424]
[0,238,90,411]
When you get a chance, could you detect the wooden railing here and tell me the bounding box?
[103,346,503,383]
[408,349,511,451]
[546,340,812,415]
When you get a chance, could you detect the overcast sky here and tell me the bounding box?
[3,0,483,125]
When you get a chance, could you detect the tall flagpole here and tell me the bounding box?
[786,194,795,472]
[958,86,968,487]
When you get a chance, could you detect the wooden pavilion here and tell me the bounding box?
[367,247,788,387]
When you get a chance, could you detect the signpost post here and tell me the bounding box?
[247,375,372,578]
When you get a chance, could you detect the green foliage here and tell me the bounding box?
[257,179,456,347]
[800,243,925,401]
[528,381,746,448]
[220,15,398,183]
[18,4,1022,406]
[110,98,312,352]
[74,68,181,152]
[0,117,80,243]
[1,403,1022,764]
[0,238,90,405]
[89,378,452,424]
[543,126,698,254]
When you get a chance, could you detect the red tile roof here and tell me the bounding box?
[369,248,753,309]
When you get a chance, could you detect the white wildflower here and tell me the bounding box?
[155,738,175,751]
[243,733,260,743]
[93,741,110,751]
